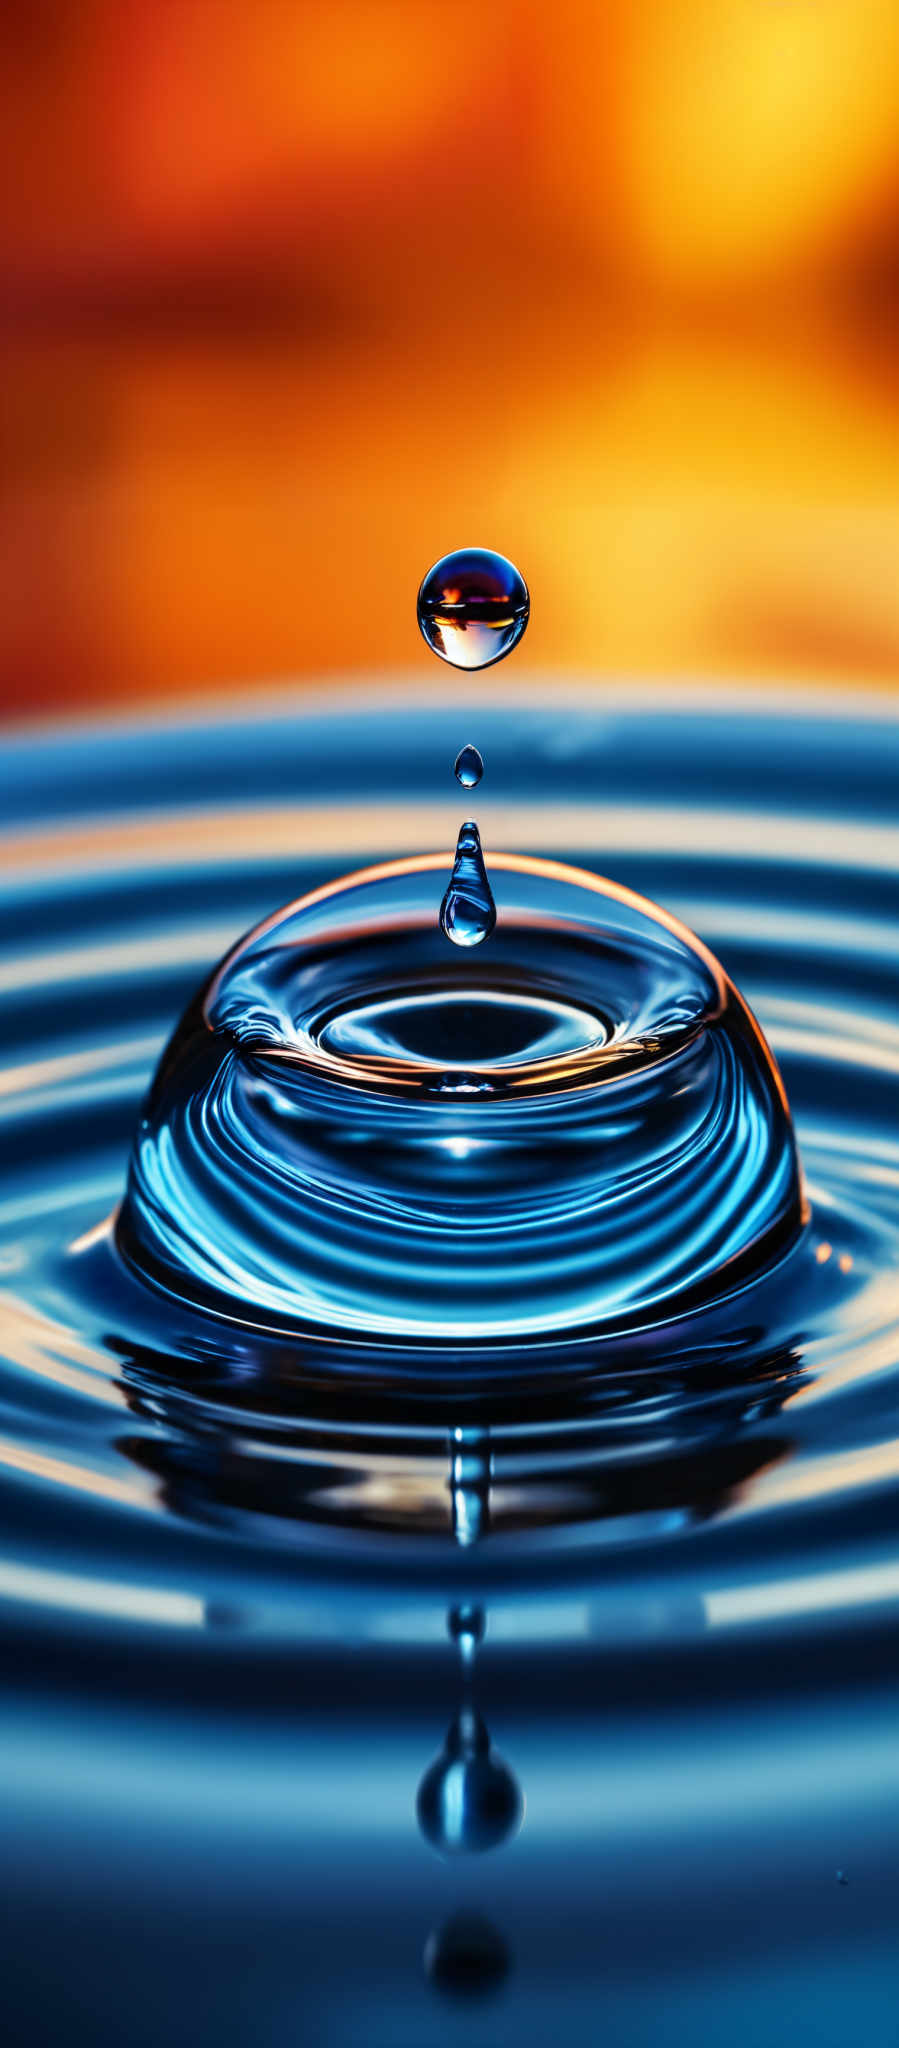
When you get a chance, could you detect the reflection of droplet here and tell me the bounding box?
[434,1074,494,1096]
[450,1426,491,1546]
[417,548,529,670]
[449,1602,484,1672]
[454,743,484,790]
[417,1705,523,1855]
[424,1911,510,2000]
[440,822,496,948]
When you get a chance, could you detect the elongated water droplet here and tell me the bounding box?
[440,823,496,949]
[418,548,529,670]
[454,743,484,790]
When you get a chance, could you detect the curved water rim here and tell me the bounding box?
[203,851,729,1098]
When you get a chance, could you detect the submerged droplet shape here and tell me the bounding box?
[454,743,484,789]
[424,1912,510,2000]
[418,548,529,670]
[440,822,496,948]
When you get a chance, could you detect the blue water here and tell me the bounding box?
[121,843,801,1345]
[0,686,897,2044]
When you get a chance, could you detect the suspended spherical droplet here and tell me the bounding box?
[454,743,484,789]
[440,821,496,948]
[418,548,529,670]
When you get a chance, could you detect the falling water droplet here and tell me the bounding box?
[440,823,496,949]
[454,743,484,790]
[418,548,529,670]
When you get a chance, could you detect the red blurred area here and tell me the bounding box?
[1,0,898,716]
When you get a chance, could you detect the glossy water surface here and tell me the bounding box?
[0,687,897,2047]
[121,849,802,1347]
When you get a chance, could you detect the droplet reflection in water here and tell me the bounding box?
[417,548,529,670]
[424,1912,510,2000]
[417,1705,523,1856]
[450,1432,492,1546]
[449,1604,485,1672]
[439,820,497,947]
[454,743,484,789]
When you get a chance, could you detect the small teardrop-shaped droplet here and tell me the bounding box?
[418,548,529,670]
[454,743,484,790]
[440,822,496,948]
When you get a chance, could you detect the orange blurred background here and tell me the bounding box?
[1,0,898,718]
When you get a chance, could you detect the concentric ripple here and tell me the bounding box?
[0,689,895,1655]
[1,687,899,2048]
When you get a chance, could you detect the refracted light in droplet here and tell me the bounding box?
[454,743,484,789]
[440,821,496,948]
[417,548,529,670]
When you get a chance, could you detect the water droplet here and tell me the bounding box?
[417,1705,523,1855]
[454,743,484,789]
[424,1912,510,2000]
[836,1869,849,1885]
[440,822,496,949]
[418,548,529,670]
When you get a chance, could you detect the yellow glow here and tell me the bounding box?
[0,4,898,707]
[0,1435,148,1507]
[0,1558,203,1627]
[619,0,899,282]
[0,1293,126,1408]
[1,784,896,879]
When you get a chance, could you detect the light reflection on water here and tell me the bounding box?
[0,687,896,2045]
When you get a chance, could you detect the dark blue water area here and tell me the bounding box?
[0,683,897,2045]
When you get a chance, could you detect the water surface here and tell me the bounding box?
[0,685,897,2046]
